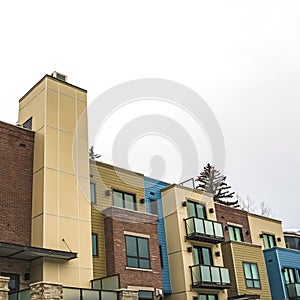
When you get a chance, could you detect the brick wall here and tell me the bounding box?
[215,203,252,243]
[103,207,162,290]
[0,121,34,246]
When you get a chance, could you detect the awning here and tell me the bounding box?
[0,241,77,261]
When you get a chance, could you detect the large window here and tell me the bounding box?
[228,225,243,242]
[262,233,276,249]
[113,190,136,210]
[199,295,217,300]
[284,268,296,284]
[125,235,150,269]
[92,233,98,257]
[90,183,96,204]
[243,263,261,288]
[187,201,206,219]
[193,246,212,266]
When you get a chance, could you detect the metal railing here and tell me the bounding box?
[185,217,224,243]
[190,264,231,288]
[287,283,300,298]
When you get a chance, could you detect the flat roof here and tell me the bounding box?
[0,241,77,261]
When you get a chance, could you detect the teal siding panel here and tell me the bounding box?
[144,177,172,294]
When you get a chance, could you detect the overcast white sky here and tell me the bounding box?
[1,1,299,229]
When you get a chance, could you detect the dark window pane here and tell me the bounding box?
[150,199,158,215]
[90,183,96,204]
[92,234,98,256]
[124,194,134,210]
[188,201,196,217]
[113,191,123,207]
[139,259,150,269]
[23,117,32,130]
[138,238,149,258]
[138,291,153,299]
[202,248,212,266]
[126,236,137,256]
[127,257,138,268]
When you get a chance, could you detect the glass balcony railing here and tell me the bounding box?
[8,289,30,300]
[190,264,231,289]
[185,217,225,243]
[287,283,300,298]
[63,287,118,300]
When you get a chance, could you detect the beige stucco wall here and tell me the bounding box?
[248,213,285,249]
[18,75,93,287]
[162,185,227,300]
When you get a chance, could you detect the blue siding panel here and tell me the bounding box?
[144,177,172,294]
[264,247,300,300]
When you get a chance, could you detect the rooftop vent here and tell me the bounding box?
[51,71,68,82]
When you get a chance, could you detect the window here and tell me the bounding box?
[138,290,153,299]
[23,117,32,130]
[113,190,136,210]
[187,201,206,219]
[1,273,20,292]
[262,233,276,249]
[284,268,296,284]
[159,245,164,268]
[125,235,150,269]
[149,199,158,215]
[193,246,212,266]
[199,295,217,300]
[228,225,243,242]
[90,183,96,204]
[92,234,98,256]
[243,263,261,288]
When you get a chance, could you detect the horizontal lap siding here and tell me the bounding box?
[264,248,286,300]
[222,242,271,300]
[144,177,172,294]
[90,161,145,278]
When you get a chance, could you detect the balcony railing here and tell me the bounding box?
[190,264,231,289]
[287,283,300,299]
[185,217,225,243]
[63,287,118,300]
[8,289,30,300]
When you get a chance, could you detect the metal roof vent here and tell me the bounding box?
[51,71,68,82]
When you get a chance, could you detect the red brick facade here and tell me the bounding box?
[0,121,34,246]
[215,203,252,243]
[103,207,162,290]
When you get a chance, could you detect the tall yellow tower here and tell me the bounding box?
[18,73,93,287]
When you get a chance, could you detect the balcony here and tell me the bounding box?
[287,283,300,299]
[184,217,225,243]
[190,264,231,289]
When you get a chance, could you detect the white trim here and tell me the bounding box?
[125,267,153,272]
[124,231,150,239]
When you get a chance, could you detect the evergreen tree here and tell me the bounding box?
[195,163,237,206]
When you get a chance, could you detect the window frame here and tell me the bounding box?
[199,295,217,300]
[187,200,207,219]
[228,225,244,242]
[262,233,276,249]
[92,233,98,257]
[283,267,297,284]
[90,182,96,204]
[125,235,151,270]
[149,198,159,215]
[243,262,261,289]
[113,190,137,210]
[193,246,213,266]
